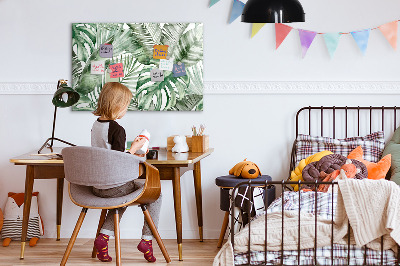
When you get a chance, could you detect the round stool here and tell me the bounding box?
[215,175,275,248]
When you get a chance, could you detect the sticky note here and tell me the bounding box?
[91,61,105,75]
[172,63,186,77]
[109,63,124,78]
[153,45,169,59]
[150,68,165,82]
[159,58,174,71]
[100,44,113,58]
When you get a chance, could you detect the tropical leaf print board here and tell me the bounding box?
[72,23,203,111]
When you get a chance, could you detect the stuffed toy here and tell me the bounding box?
[1,192,44,247]
[229,159,261,179]
[172,135,189,153]
[348,146,391,180]
[289,150,333,191]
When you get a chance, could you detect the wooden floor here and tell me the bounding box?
[0,239,221,265]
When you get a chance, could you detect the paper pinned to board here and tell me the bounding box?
[159,58,174,71]
[91,61,105,74]
[153,45,169,59]
[150,68,165,82]
[109,63,124,78]
[172,62,186,77]
[100,44,113,58]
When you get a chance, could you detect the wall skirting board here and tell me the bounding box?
[0,81,399,95]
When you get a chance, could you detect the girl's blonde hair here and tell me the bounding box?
[93,82,133,120]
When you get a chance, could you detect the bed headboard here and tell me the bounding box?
[290,106,400,179]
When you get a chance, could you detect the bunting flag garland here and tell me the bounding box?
[275,23,293,49]
[229,0,245,24]
[323,33,341,58]
[351,29,370,55]
[378,21,398,50]
[298,30,317,58]
[251,23,266,38]
[209,0,220,7]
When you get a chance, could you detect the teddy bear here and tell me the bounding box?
[172,135,189,153]
[1,192,43,247]
[229,159,261,179]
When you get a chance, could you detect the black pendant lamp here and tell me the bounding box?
[242,0,305,23]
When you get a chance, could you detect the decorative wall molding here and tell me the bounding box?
[1,81,400,95]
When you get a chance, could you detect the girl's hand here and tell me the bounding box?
[129,137,147,155]
[134,148,149,157]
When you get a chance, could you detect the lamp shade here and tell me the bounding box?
[52,84,80,108]
[242,0,305,23]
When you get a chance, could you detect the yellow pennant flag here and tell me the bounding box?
[251,23,266,38]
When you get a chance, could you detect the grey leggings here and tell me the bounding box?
[92,180,162,240]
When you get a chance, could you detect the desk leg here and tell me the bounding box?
[20,165,34,259]
[56,178,64,241]
[193,161,203,242]
[172,167,183,261]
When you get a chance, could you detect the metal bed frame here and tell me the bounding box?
[230,106,400,266]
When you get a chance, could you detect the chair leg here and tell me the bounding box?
[141,205,171,263]
[114,209,121,266]
[92,209,108,258]
[60,208,88,266]
[217,211,230,248]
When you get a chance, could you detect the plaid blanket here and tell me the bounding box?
[234,191,397,265]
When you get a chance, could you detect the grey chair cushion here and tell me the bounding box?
[62,146,145,188]
[69,180,145,208]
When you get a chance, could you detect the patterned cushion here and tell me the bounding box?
[295,131,385,166]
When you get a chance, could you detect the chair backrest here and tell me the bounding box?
[62,146,145,187]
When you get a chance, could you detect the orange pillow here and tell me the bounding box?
[347,146,391,180]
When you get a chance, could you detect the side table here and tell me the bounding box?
[215,175,275,248]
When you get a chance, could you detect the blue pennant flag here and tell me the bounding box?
[351,29,371,55]
[209,0,221,7]
[323,33,341,58]
[229,0,245,23]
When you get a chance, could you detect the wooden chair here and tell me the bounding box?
[60,146,171,265]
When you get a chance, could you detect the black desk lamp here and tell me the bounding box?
[241,0,305,23]
[38,79,80,154]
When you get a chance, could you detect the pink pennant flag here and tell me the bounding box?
[298,29,317,58]
[275,23,293,49]
[378,21,398,50]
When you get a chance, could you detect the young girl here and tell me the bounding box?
[91,82,162,263]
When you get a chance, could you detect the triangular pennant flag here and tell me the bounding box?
[229,0,245,24]
[378,21,398,50]
[275,23,293,49]
[323,33,341,58]
[251,23,266,38]
[209,0,220,7]
[298,29,317,58]
[351,29,370,55]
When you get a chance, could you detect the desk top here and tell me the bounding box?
[10,147,214,166]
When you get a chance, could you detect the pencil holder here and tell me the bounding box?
[191,135,209,153]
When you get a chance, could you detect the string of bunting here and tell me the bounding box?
[210,0,399,58]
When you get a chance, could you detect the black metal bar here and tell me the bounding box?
[230,186,235,251]
[264,180,268,266]
[345,106,348,138]
[358,106,360,136]
[281,181,285,266]
[333,106,336,138]
[382,106,385,132]
[347,220,351,265]
[321,106,324,136]
[331,182,334,266]
[395,106,397,132]
[247,181,252,264]
[314,180,318,266]
[370,106,373,134]
[381,236,384,265]
[309,106,311,135]
[298,180,301,266]
[363,245,367,266]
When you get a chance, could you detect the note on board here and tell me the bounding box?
[172,62,186,77]
[91,61,105,75]
[153,45,169,59]
[159,58,174,71]
[100,44,113,58]
[150,68,165,82]
[109,63,124,78]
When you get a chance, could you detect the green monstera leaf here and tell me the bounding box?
[72,23,97,63]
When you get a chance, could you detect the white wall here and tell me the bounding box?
[1,0,400,239]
